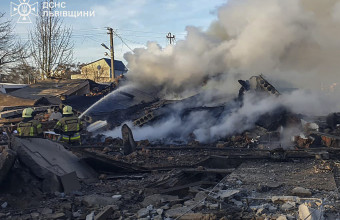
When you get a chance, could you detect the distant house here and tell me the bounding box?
[71,58,127,83]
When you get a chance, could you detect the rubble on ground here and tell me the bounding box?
[0,75,339,219]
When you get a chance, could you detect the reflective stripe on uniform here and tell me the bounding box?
[30,127,34,136]
[18,122,37,137]
[61,133,80,142]
[55,121,61,131]
[56,117,81,133]
[70,133,80,141]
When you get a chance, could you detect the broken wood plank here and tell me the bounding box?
[0,118,22,124]
[0,105,58,119]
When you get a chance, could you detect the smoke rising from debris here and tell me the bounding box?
[103,0,340,143]
[125,0,340,96]
[104,90,340,143]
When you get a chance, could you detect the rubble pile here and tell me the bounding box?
[0,159,339,219]
[0,75,339,219]
[84,147,212,169]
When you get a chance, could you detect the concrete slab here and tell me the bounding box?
[12,137,96,179]
[59,171,81,193]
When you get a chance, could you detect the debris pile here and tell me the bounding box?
[0,75,339,219]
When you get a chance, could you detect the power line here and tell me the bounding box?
[123,37,145,46]
[86,36,102,43]
[73,27,172,35]
[15,29,185,41]
[14,27,183,55]
[112,30,134,52]
[15,27,187,37]
[117,28,170,35]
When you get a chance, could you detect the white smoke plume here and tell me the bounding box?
[102,0,340,143]
[194,90,340,143]
[125,0,340,97]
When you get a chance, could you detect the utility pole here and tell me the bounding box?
[107,27,115,82]
[166,32,176,45]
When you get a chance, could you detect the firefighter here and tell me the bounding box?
[17,108,43,137]
[54,105,83,145]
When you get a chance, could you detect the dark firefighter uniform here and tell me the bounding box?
[54,105,83,144]
[17,108,43,137]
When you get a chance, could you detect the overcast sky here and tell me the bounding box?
[1,0,226,64]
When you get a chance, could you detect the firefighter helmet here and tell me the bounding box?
[63,105,73,115]
[22,108,34,118]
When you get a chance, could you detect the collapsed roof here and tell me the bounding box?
[8,79,90,102]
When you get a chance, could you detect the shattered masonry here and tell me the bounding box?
[0,75,339,220]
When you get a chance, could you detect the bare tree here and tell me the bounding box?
[30,1,74,79]
[53,63,81,79]
[0,12,27,81]
[3,63,38,84]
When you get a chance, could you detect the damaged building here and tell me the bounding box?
[0,74,339,220]
[2,0,340,219]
